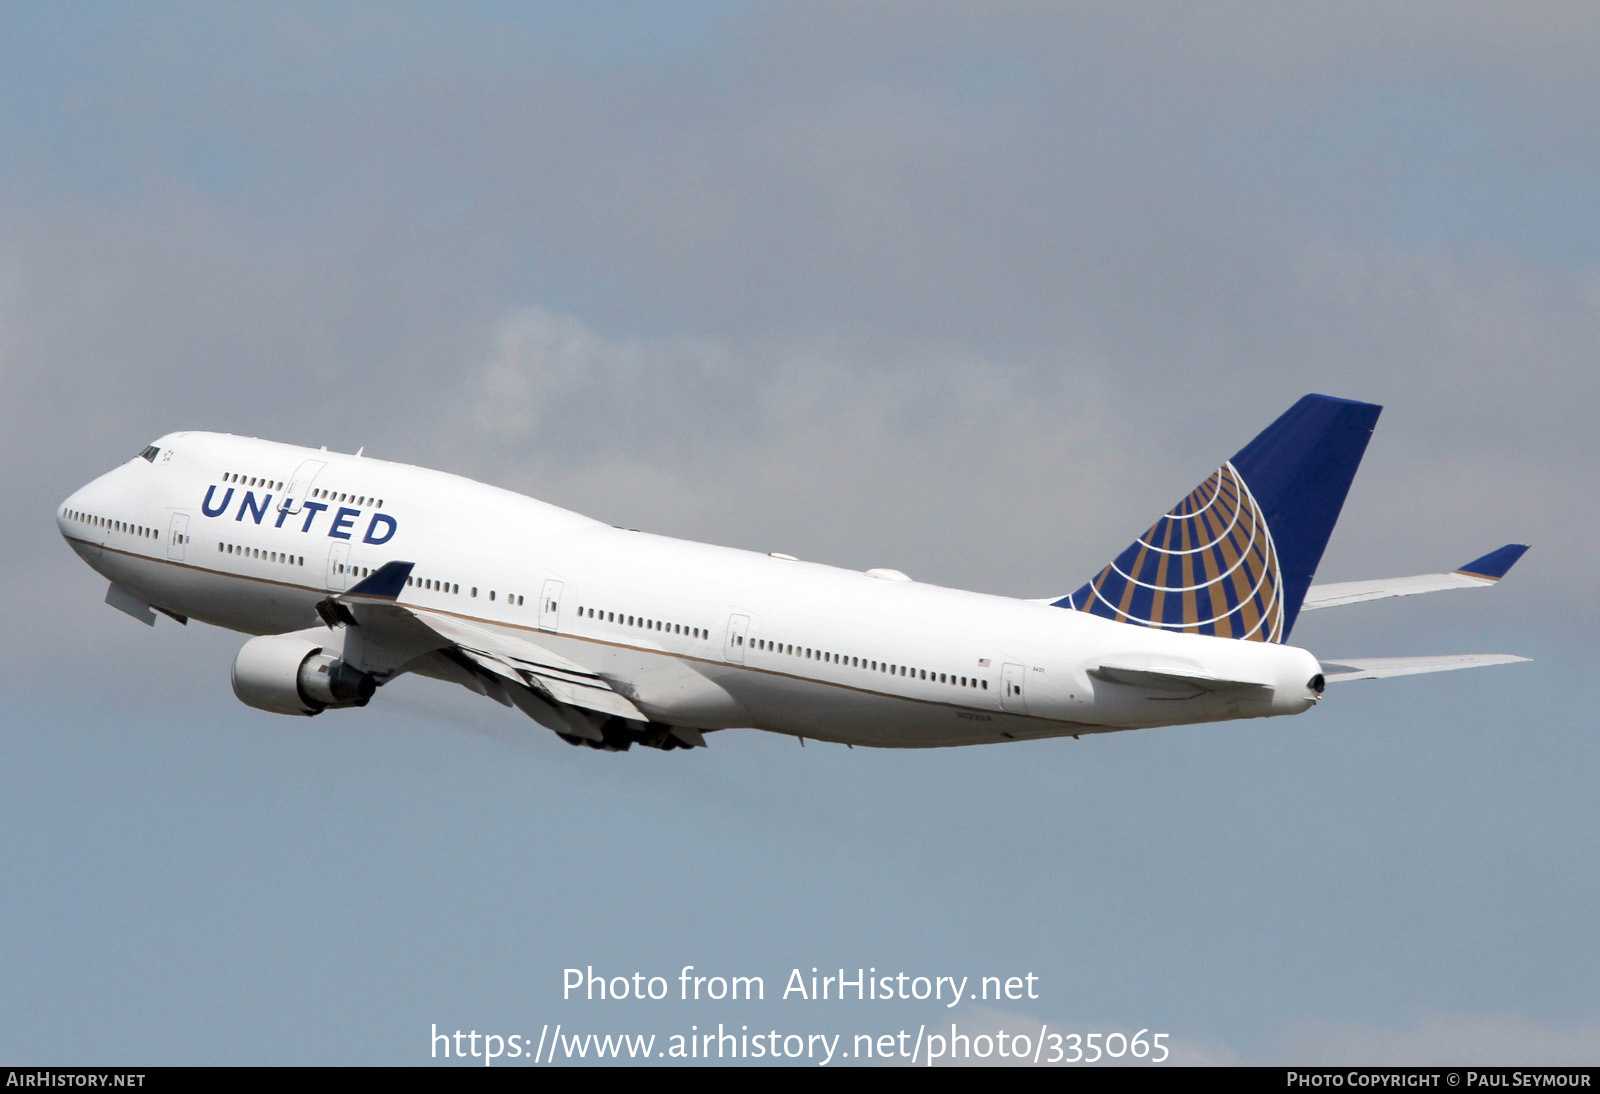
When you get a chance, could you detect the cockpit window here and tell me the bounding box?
[139,445,160,463]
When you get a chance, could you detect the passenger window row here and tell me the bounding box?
[332,564,521,606]
[63,509,159,541]
[406,574,460,595]
[219,471,384,509]
[576,606,707,641]
[748,636,988,690]
[222,472,284,491]
[218,542,305,566]
[311,487,384,508]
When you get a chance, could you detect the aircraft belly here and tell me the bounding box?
[494,632,1096,745]
[710,667,1089,747]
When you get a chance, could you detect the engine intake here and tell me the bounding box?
[231,634,376,716]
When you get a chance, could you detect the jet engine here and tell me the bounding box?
[231,634,376,716]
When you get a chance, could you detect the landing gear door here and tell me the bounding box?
[724,614,750,663]
[1001,663,1029,714]
[539,579,564,633]
[279,459,326,515]
[326,542,351,592]
[167,513,189,562]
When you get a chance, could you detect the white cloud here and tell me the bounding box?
[441,306,1130,596]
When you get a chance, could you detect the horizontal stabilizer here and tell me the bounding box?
[1319,654,1530,682]
[1301,544,1528,611]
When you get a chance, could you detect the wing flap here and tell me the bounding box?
[398,606,649,723]
[327,565,649,726]
[1319,654,1530,682]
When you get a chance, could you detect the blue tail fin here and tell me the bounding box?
[1055,394,1382,641]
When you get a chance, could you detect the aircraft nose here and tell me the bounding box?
[58,469,116,543]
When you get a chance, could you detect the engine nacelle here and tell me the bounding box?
[231,634,376,717]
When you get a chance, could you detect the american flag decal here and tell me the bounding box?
[977,658,991,667]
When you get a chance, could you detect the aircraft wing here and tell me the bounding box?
[1318,654,1530,682]
[1300,544,1528,611]
[395,606,648,723]
[324,561,701,748]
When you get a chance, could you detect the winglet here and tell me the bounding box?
[345,560,415,600]
[1455,544,1528,582]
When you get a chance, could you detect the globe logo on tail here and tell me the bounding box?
[1061,461,1286,642]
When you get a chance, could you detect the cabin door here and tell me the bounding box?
[1000,663,1029,714]
[325,542,351,592]
[724,614,750,663]
[539,580,564,633]
[167,513,189,562]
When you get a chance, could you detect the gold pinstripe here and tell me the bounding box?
[63,535,1045,722]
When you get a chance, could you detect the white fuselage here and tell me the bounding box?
[58,432,1323,747]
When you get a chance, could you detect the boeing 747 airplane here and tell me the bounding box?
[57,395,1527,751]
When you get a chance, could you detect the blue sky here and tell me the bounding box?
[2,2,1596,1065]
